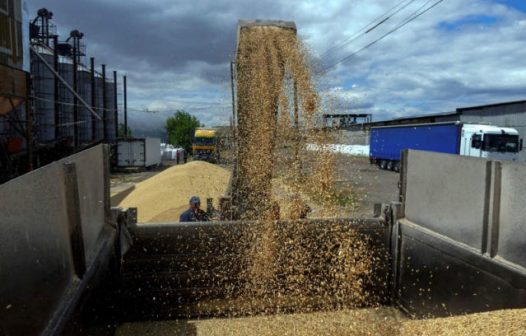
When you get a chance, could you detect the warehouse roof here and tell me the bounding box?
[323,113,372,118]
[457,99,526,112]
[367,99,526,127]
[366,110,459,127]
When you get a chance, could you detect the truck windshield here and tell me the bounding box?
[193,137,215,146]
[483,134,519,153]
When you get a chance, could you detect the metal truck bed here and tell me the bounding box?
[1,146,525,335]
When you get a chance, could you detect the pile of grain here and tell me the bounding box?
[116,307,404,336]
[118,161,231,222]
[116,307,526,336]
[400,308,526,335]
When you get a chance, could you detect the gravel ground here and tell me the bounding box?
[332,154,400,217]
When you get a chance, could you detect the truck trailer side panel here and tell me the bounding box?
[370,123,461,161]
[117,138,161,168]
[144,137,161,167]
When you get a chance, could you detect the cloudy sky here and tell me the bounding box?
[27,0,526,136]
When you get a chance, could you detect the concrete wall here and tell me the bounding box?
[394,150,526,317]
[0,144,111,336]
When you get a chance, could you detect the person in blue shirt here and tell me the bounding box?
[179,196,209,222]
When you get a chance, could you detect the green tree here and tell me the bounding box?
[118,123,132,138]
[165,110,201,153]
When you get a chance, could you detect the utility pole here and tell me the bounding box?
[53,35,59,140]
[123,75,128,138]
[101,64,107,140]
[113,71,118,139]
[90,57,96,140]
[25,73,33,171]
[72,43,78,146]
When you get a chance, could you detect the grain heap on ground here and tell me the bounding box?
[400,308,526,335]
[117,307,526,336]
[118,161,230,222]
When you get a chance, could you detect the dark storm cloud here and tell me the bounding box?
[28,0,240,71]
[28,0,293,74]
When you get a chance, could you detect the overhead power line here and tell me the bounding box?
[29,95,229,114]
[319,0,418,59]
[319,0,445,74]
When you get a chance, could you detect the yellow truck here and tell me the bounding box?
[192,128,219,163]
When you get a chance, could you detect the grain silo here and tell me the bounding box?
[57,57,75,143]
[77,64,92,144]
[104,67,117,141]
[94,73,104,141]
[31,44,56,143]
[104,81,116,141]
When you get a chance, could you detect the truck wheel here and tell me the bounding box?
[379,160,387,170]
[394,162,400,172]
[386,161,393,171]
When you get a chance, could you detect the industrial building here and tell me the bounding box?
[321,113,372,128]
[335,100,526,162]
[0,3,128,182]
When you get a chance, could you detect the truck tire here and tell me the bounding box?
[394,161,400,172]
[379,160,387,170]
[387,160,393,171]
